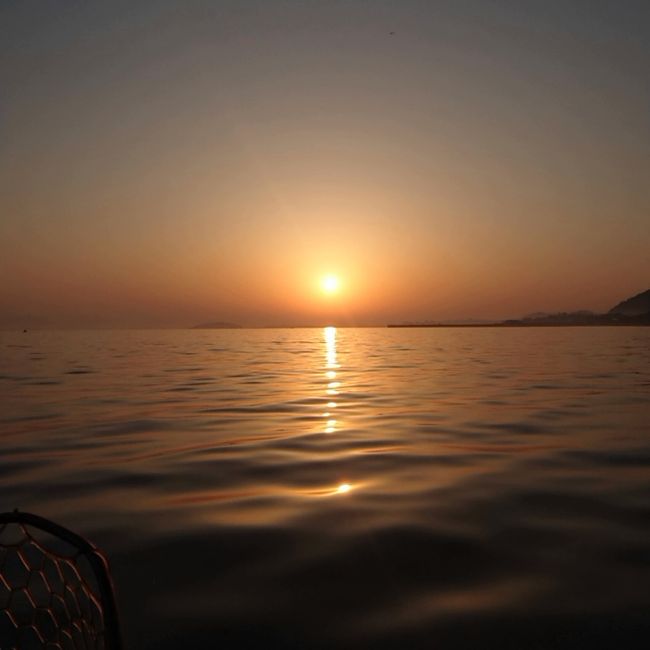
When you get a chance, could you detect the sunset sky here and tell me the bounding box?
[1,0,648,328]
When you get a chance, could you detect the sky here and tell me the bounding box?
[1,0,649,328]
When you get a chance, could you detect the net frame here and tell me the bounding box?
[0,510,122,650]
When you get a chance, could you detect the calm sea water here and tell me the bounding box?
[2,327,650,649]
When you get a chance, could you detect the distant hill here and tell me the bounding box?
[502,288,650,325]
[192,321,241,329]
[388,288,650,327]
[609,289,650,316]
[508,310,602,325]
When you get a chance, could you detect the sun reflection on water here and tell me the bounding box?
[318,327,356,493]
[324,326,338,369]
[299,481,356,498]
[323,327,340,431]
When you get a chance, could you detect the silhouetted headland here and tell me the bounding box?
[609,288,650,316]
[388,288,650,327]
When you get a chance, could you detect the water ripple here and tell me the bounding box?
[1,327,649,649]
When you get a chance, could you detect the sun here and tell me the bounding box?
[320,274,340,294]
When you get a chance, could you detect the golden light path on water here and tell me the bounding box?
[322,326,353,496]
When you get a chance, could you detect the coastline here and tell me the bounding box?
[386,322,650,328]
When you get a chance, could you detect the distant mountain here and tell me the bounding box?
[192,321,241,329]
[502,289,650,325]
[609,289,650,316]
[388,318,497,327]
[388,289,650,327]
[513,310,599,325]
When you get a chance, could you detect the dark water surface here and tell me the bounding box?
[2,327,650,648]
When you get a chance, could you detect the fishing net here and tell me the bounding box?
[0,511,121,650]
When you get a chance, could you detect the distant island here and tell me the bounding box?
[192,321,242,329]
[388,288,650,327]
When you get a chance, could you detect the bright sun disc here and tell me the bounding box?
[321,275,339,294]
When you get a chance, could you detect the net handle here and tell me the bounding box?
[0,510,123,650]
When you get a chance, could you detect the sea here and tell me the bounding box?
[1,327,649,649]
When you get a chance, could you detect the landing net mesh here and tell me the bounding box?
[0,513,119,650]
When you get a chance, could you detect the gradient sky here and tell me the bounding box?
[1,0,649,328]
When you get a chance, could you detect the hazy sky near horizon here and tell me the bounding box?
[1,0,649,327]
